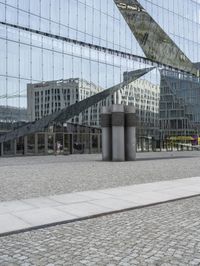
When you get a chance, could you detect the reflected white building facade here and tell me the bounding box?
[27,78,104,126]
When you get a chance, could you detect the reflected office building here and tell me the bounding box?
[160,69,200,139]
[1,0,200,141]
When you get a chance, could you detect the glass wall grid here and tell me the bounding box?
[0,0,200,139]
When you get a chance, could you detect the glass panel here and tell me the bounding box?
[20,44,30,79]
[32,47,42,81]
[18,0,30,11]
[7,41,19,78]
[30,0,40,15]
[51,0,59,22]
[6,77,19,107]
[6,0,17,7]
[0,39,6,75]
[53,52,63,80]
[0,3,5,21]
[18,10,29,28]
[43,49,53,81]
[6,5,17,24]
[41,0,50,19]
[0,77,6,106]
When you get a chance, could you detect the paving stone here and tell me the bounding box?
[1,152,200,201]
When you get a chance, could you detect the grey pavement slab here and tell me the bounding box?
[1,176,200,236]
[89,198,137,211]
[56,202,112,217]
[119,191,174,204]
[21,197,61,208]
[76,190,113,199]
[0,200,36,214]
[0,213,31,234]
[13,207,77,227]
[49,193,93,204]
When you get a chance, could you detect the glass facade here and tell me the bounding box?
[0,0,156,109]
[0,0,200,139]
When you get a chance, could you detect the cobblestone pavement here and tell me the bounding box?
[1,196,200,265]
[1,151,200,201]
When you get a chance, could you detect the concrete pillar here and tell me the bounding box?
[69,133,73,154]
[13,139,17,156]
[141,138,144,152]
[0,142,3,157]
[101,106,112,161]
[24,136,28,155]
[112,104,125,161]
[97,134,101,153]
[117,90,122,104]
[35,133,38,155]
[10,139,16,156]
[62,133,65,154]
[113,92,117,104]
[124,106,136,161]
[44,133,48,155]
[89,133,92,154]
[53,133,56,154]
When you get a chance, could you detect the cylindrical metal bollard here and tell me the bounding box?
[101,106,112,161]
[112,104,125,161]
[124,105,136,161]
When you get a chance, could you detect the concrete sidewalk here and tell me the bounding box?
[1,176,200,236]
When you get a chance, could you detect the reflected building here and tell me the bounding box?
[27,78,105,126]
[160,69,200,138]
[1,0,200,140]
